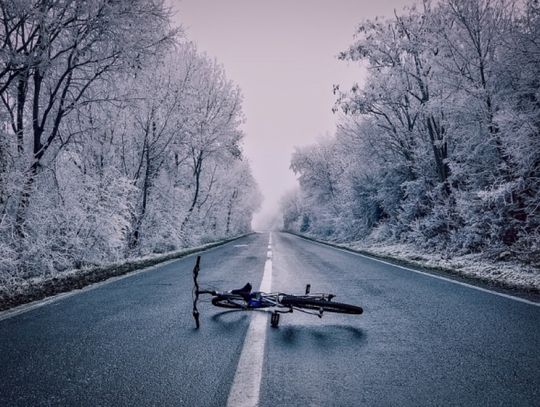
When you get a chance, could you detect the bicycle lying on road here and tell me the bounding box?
[191,256,363,328]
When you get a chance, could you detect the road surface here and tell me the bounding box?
[1,232,539,406]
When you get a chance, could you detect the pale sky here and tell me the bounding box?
[171,0,415,229]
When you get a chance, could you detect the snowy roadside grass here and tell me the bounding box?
[289,233,540,294]
[348,242,540,292]
[0,234,251,312]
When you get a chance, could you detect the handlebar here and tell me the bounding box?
[192,256,217,328]
[192,256,201,328]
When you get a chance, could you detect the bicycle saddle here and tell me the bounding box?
[231,283,252,301]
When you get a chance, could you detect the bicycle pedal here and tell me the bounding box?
[270,312,280,328]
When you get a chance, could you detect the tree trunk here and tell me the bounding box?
[128,123,155,252]
[15,67,44,237]
[180,151,203,233]
[425,116,450,185]
[16,73,29,155]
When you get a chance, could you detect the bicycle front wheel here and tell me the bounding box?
[280,296,363,314]
[211,294,247,309]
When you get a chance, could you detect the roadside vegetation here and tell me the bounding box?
[0,0,262,295]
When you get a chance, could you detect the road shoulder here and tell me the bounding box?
[0,233,254,313]
[285,231,540,304]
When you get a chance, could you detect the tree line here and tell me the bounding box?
[0,0,261,280]
[282,0,539,263]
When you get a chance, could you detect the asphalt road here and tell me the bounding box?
[1,232,539,406]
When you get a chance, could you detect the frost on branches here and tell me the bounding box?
[0,0,261,285]
[282,0,540,269]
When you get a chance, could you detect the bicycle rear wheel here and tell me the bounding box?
[280,296,363,314]
[211,294,247,309]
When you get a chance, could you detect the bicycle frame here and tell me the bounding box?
[191,255,362,328]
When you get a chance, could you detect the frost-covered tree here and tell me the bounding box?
[177,55,244,238]
[283,0,539,264]
[0,0,177,235]
[0,2,261,282]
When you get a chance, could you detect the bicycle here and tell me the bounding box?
[191,256,363,328]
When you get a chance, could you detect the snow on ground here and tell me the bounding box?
[293,232,539,293]
[344,241,540,292]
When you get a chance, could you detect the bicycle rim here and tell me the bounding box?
[211,294,246,309]
[280,296,363,314]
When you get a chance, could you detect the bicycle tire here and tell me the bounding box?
[280,296,363,314]
[211,294,247,309]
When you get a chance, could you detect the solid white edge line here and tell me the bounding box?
[0,260,179,322]
[293,234,540,307]
[226,232,272,407]
[0,239,246,322]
